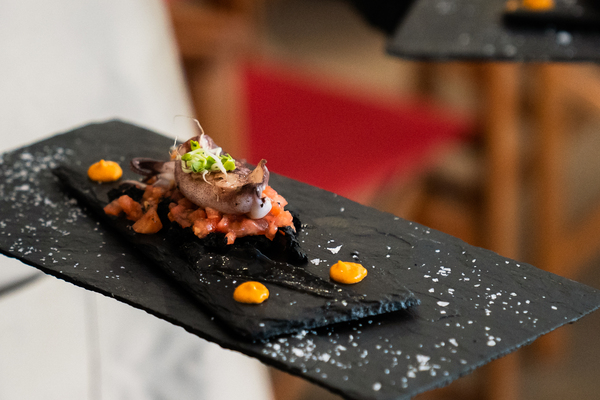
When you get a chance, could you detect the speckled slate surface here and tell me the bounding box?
[387,0,600,62]
[1,120,600,400]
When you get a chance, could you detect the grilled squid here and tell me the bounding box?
[130,135,272,219]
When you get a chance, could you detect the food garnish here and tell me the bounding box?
[179,139,236,175]
[87,160,122,182]
[233,281,269,304]
[330,261,368,284]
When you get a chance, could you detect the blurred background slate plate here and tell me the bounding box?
[51,166,418,341]
[387,0,600,62]
[503,0,600,31]
[1,120,599,399]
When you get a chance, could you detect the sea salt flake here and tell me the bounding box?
[292,348,305,357]
[327,245,342,254]
[416,354,431,371]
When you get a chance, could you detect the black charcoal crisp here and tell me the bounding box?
[1,120,599,400]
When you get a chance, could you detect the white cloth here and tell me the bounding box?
[0,1,273,399]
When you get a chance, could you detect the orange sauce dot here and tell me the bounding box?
[233,281,269,304]
[330,261,367,284]
[88,160,123,182]
[522,0,554,11]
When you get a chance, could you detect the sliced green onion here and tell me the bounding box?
[179,141,236,175]
[222,158,235,171]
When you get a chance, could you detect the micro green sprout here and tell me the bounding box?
[180,139,236,175]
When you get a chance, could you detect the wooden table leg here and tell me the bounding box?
[530,63,569,359]
[184,58,246,158]
[481,62,521,400]
[532,64,566,278]
[482,63,521,260]
[168,0,252,157]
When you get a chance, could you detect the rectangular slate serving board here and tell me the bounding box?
[388,0,600,62]
[1,120,600,400]
[51,161,417,340]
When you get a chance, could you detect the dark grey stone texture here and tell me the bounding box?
[388,0,600,62]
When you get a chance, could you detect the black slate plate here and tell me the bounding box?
[1,120,600,400]
[388,0,600,62]
[50,162,417,340]
[503,0,600,31]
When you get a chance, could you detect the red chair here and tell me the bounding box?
[242,61,474,205]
